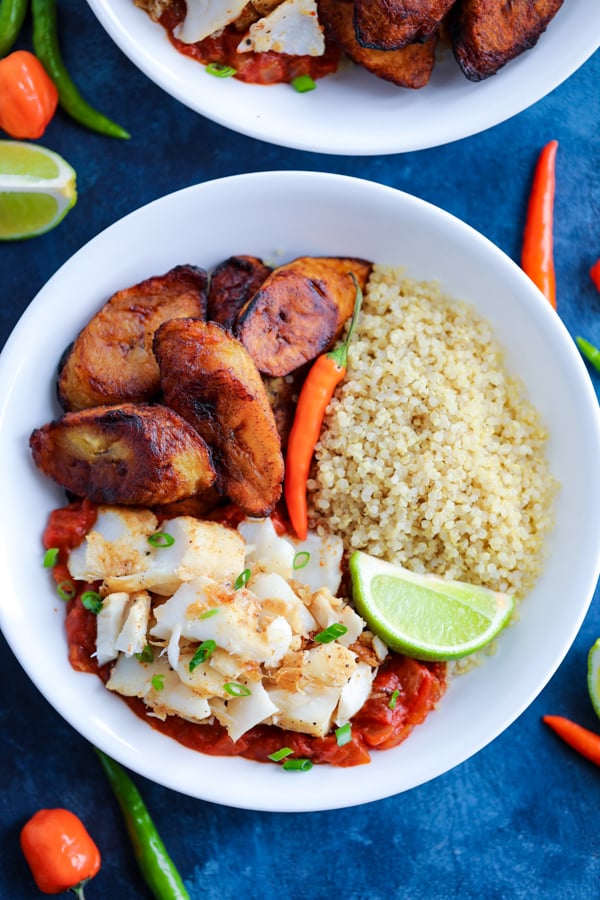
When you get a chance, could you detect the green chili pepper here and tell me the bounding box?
[576,336,600,373]
[0,0,28,58]
[95,749,190,900]
[31,0,130,139]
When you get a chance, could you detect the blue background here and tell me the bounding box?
[1,3,600,897]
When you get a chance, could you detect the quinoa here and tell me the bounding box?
[307,265,557,600]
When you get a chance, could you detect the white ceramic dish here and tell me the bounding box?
[2,171,600,812]
[86,0,600,154]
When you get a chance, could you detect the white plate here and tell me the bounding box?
[86,0,600,154]
[2,172,600,812]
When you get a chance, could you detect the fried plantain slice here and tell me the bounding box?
[29,403,216,506]
[353,0,456,50]
[319,0,437,86]
[236,256,372,377]
[448,0,563,81]
[154,318,284,517]
[57,265,208,412]
[207,255,272,331]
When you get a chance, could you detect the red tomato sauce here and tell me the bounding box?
[45,501,447,767]
[158,0,341,85]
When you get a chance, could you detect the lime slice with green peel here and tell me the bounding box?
[0,141,77,240]
[587,638,600,719]
[349,550,515,661]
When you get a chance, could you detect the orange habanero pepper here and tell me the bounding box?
[20,808,101,898]
[0,49,58,139]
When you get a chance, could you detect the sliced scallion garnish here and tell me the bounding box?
[268,747,294,762]
[223,682,252,697]
[81,591,103,614]
[335,722,352,747]
[151,674,165,691]
[388,689,400,710]
[189,640,217,672]
[292,551,310,570]
[206,62,236,78]
[291,75,316,93]
[282,758,313,771]
[43,547,59,568]
[313,623,348,644]
[234,568,251,590]
[199,608,219,619]
[135,644,154,663]
[148,531,175,548]
[57,580,76,601]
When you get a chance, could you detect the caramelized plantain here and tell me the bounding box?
[236,256,372,377]
[448,0,563,81]
[154,318,284,517]
[319,0,437,86]
[353,0,456,50]
[207,255,272,331]
[29,403,216,506]
[57,265,208,412]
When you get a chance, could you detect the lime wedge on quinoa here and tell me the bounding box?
[349,550,514,661]
[587,638,600,718]
[0,141,77,240]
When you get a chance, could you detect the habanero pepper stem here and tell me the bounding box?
[0,0,28,59]
[284,273,363,540]
[543,715,600,766]
[521,139,558,309]
[94,748,190,900]
[31,0,130,139]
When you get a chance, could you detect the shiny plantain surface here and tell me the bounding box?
[154,318,285,517]
[58,265,208,411]
[30,403,216,506]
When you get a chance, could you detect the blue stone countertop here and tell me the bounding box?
[1,4,600,897]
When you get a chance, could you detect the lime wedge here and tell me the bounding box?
[587,638,600,718]
[349,550,515,661]
[0,141,77,240]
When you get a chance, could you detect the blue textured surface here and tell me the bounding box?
[1,4,600,897]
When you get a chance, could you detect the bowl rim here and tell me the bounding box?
[2,170,600,811]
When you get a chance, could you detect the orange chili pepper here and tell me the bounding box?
[284,274,363,540]
[521,140,558,309]
[0,49,58,139]
[590,258,600,293]
[20,808,101,897]
[543,714,600,766]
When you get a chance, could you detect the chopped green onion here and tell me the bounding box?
[206,62,237,78]
[335,722,352,747]
[43,547,59,568]
[81,591,103,614]
[388,689,400,710]
[314,623,348,644]
[148,531,175,548]
[189,640,217,672]
[223,682,252,697]
[291,75,316,93]
[135,644,154,663]
[282,758,313,771]
[292,551,311,570]
[151,674,165,691]
[268,747,294,762]
[199,608,219,619]
[57,580,76,601]
[234,568,251,590]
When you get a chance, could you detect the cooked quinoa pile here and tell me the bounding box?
[308,266,557,599]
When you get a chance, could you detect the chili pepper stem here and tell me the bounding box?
[70,885,86,900]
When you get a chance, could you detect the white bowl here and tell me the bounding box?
[86,0,600,154]
[1,171,599,812]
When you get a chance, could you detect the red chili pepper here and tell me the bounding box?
[590,259,600,293]
[20,808,101,898]
[521,140,558,309]
[284,274,363,540]
[0,49,58,139]
[542,714,600,766]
